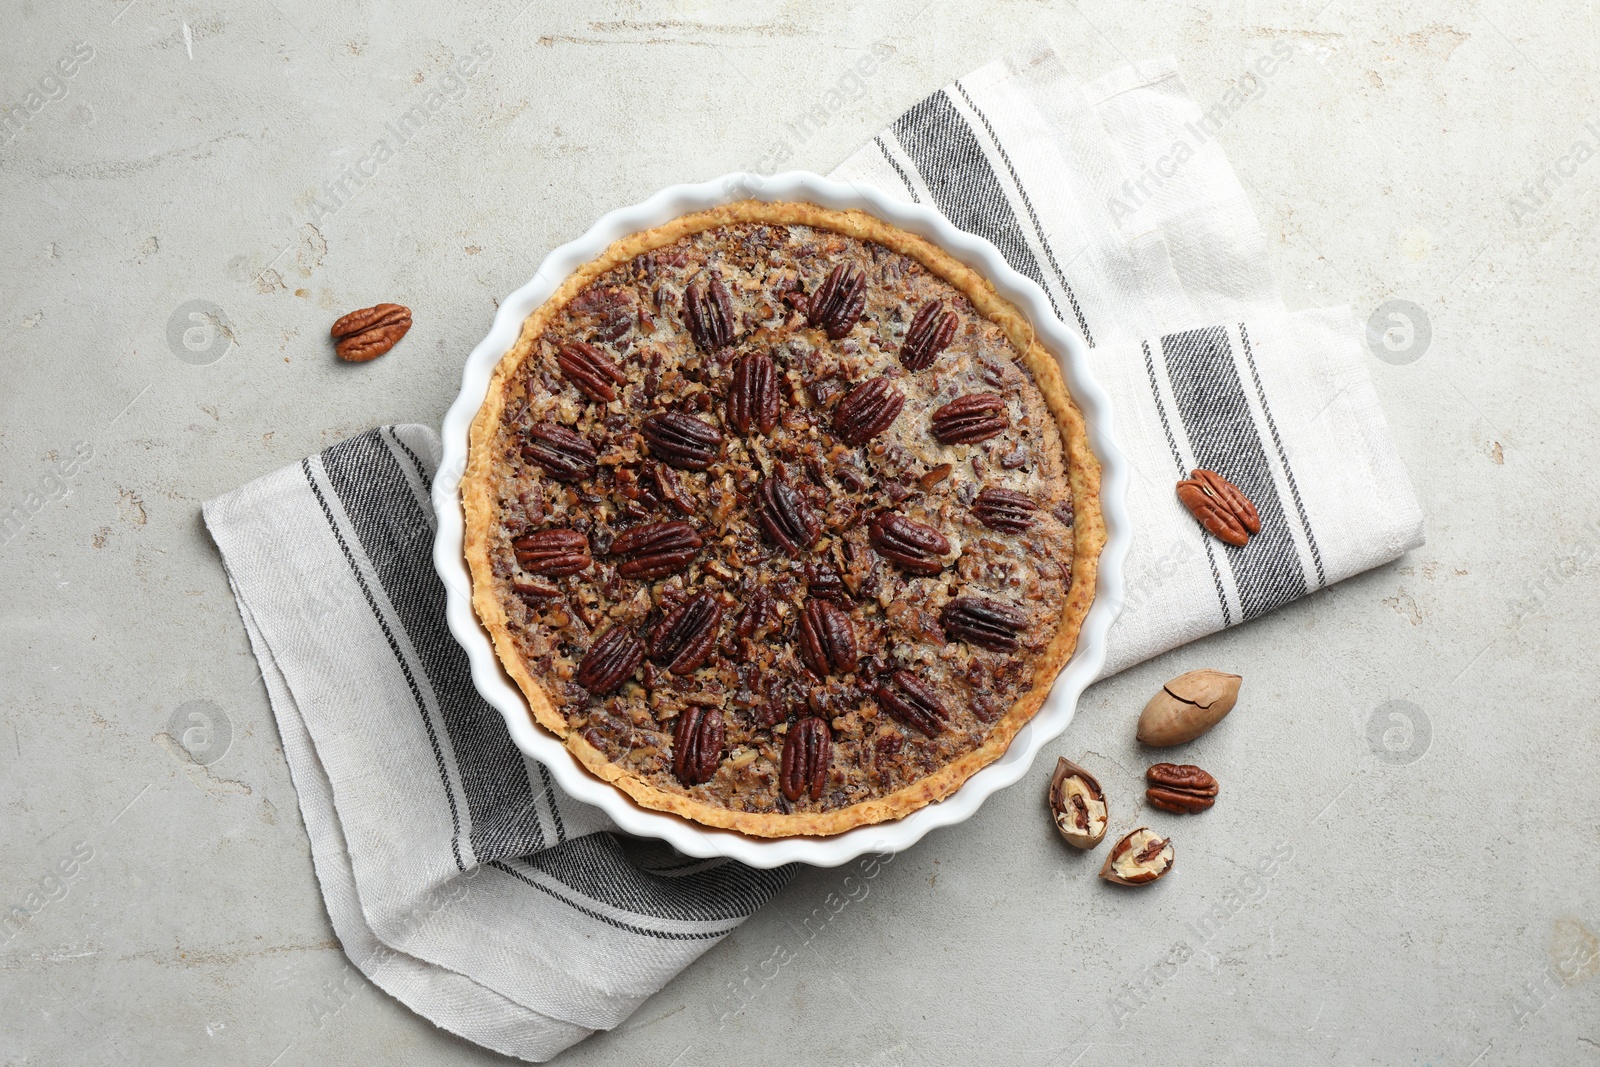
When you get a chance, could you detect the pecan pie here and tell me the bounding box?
[462,201,1104,837]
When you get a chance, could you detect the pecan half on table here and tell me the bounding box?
[1145,763,1219,814]
[331,303,411,362]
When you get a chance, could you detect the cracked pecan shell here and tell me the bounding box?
[873,671,949,737]
[931,393,1009,445]
[899,300,957,371]
[521,423,597,483]
[684,275,734,351]
[727,351,779,435]
[756,474,821,557]
[610,521,703,580]
[641,412,723,471]
[556,340,628,403]
[807,262,866,339]
[797,599,858,678]
[940,596,1027,653]
[971,487,1038,533]
[673,706,724,786]
[649,593,724,675]
[576,626,644,694]
[833,377,904,447]
[869,513,950,576]
[780,717,831,801]
[512,529,592,577]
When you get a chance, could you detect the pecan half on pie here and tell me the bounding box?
[462,201,1104,837]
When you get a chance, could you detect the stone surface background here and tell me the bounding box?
[3,1,1598,1064]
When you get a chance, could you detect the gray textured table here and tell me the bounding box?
[4,2,1598,1064]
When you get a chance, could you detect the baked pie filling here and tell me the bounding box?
[463,202,1103,837]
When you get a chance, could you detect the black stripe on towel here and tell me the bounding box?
[891,90,1068,328]
[1158,328,1309,619]
[319,430,547,864]
[1141,342,1233,626]
[952,80,1094,347]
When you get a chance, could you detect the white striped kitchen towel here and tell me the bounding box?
[832,42,1424,675]
[203,40,1425,1064]
[204,425,794,1062]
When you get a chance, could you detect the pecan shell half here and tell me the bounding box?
[833,377,905,447]
[899,300,957,371]
[575,626,644,694]
[330,303,411,362]
[1145,763,1219,814]
[649,593,724,675]
[797,599,858,678]
[672,706,724,786]
[931,393,1009,445]
[780,717,832,801]
[641,412,723,471]
[1175,469,1261,548]
[873,670,949,737]
[869,513,950,576]
[512,529,592,577]
[807,262,866,339]
[556,340,627,403]
[684,275,734,352]
[727,351,779,435]
[610,521,703,580]
[521,423,597,483]
[940,596,1027,653]
[1100,828,1175,886]
[756,474,821,557]
[971,487,1038,533]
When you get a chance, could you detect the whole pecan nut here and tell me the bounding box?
[756,474,821,556]
[869,513,950,576]
[521,423,597,483]
[556,340,628,402]
[833,377,905,447]
[873,670,949,737]
[641,412,723,471]
[940,596,1027,653]
[899,300,957,371]
[780,717,832,801]
[798,599,858,678]
[610,521,703,580]
[575,626,644,694]
[727,352,779,435]
[1145,763,1219,814]
[807,262,866,339]
[971,487,1038,533]
[331,303,411,362]
[931,393,1009,445]
[512,528,592,577]
[650,593,724,675]
[684,275,734,352]
[1176,469,1261,548]
[672,706,724,786]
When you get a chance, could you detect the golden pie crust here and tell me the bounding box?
[462,200,1104,838]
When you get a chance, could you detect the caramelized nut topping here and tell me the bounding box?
[869,513,950,576]
[931,393,1009,445]
[512,529,592,577]
[641,412,723,471]
[833,377,905,447]
[576,627,644,694]
[780,717,832,801]
[521,423,597,483]
[610,521,703,580]
[807,262,867,339]
[556,340,627,403]
[673,706,724,786]
[899,300,957,371]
